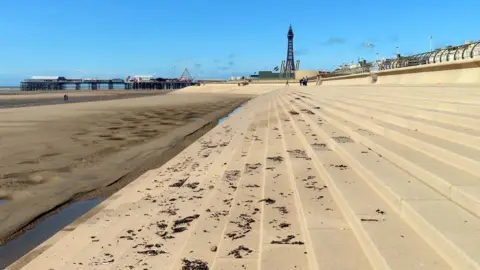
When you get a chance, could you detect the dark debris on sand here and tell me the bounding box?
[185,182,200,189]
[267,156,284,162]
[160,207,178,216]
[224,170,241,190]
[155,221,168,230]
[300,109,315,115]
[311,143,330,151]
[155,214,201,239]
[259,198,276,205]
[226,214,255,240]
[157,231,175,240]
[332,136,354,143]
[135,243,166,256]
[224,170,241,181]
[287,149,311,160]
[173,214,200,228]
[182,258,209,270]
[244,163,262,174]
[289,110,299,115]
[271,235,304,245]
[170,178,188,187]
[228,245,253,258]
[330,164,349,170]
[273,206,288,215]
[172,227,187,233]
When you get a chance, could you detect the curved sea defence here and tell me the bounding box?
[321,58,480,86]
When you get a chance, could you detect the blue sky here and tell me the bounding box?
[1,0,479,84]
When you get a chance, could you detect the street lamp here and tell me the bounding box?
[429,36,433,52]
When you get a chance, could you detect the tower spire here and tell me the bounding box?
[285,24,296,78]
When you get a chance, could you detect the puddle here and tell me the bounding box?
[0,198,103,269]
[218,105,243,125]
[0,200,8,206]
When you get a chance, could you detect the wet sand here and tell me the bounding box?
[0,88,253,250]
[0,90,174,109]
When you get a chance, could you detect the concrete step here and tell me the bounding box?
[319,97,480,151]
[337,96,480,131]
[343,94,480,118]
[209,103,272,270]
[270,98,371,270]
[285,91,480,269]
[347,94,480,116]
[351,91,480,104]
[289,92,480,217]
[318,97,480,178]
[97,98,271,270]
[276,93,451,270]
[301,96,480,178]
[330,93,480,138]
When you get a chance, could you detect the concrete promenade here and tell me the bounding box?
[13,84,480,269]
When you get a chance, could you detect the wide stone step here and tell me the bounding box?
[290,92,480,217]
[347,94,480,116]
[271,98,371,270]
[319,97,480,177]
[320,97,480,151]
[337,95,480,131]
[285,91,480,269]
[349,91,480,104]
[277,93,450,270]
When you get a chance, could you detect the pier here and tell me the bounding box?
[20,77,195,91]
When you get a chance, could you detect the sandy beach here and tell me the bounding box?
[0,90,147,99]
[0,87,253,248]
[0,90,180,109]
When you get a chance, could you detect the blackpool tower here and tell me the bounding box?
[285,24,296,75]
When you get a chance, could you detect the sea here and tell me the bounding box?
[0,86,20,91]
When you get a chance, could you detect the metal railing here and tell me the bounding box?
[380,41,480,70]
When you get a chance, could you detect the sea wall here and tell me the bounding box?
[294,70,319,80]
[318,58,480,86]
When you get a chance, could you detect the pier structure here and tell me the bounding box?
[125,80,193,90]
[20,76,195,91]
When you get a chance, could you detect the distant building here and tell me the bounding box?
[256,71,281,79]
[330,60,371,76]
[31,76,61,80]
[133,75,153,82]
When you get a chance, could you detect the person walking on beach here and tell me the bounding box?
[299,78,303,86]
[316,74,321,86]
[286,80,289,86]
